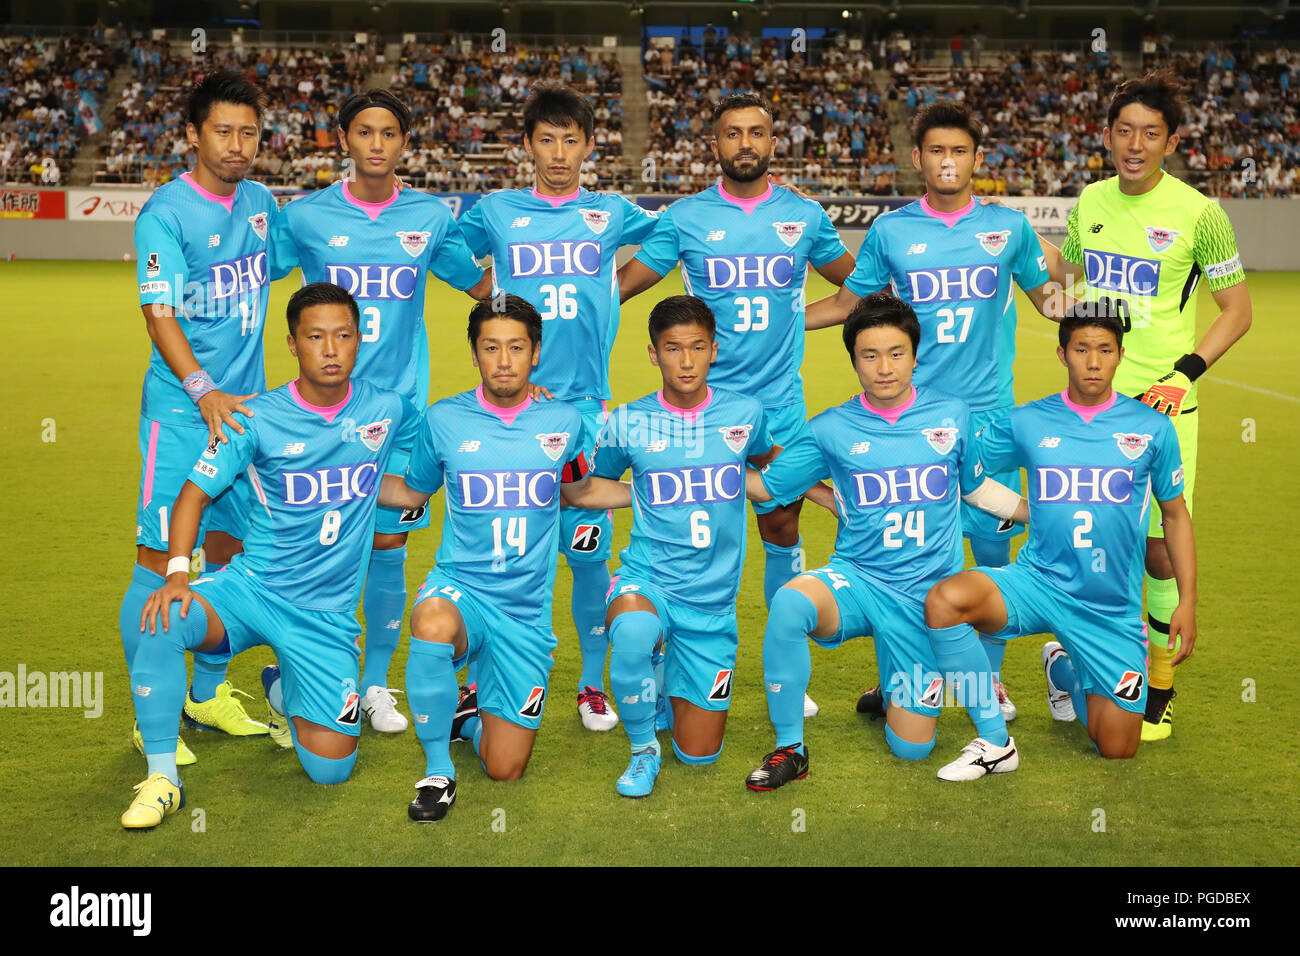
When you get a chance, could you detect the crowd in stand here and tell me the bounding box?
[644,32,898,195]
[3,26,1293,201]
[0,33,116,185]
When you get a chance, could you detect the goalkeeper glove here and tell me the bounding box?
[1138,353,1207,417]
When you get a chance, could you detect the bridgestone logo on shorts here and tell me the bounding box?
[708,669,733,701]
[518,685,546,719]
[336,691,360,725]
[570,524,602,553]
[1113,670,1144,702]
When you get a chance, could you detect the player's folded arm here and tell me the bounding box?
[378,474,432,511]
[961,476,1026,523]
[560,476,631,510]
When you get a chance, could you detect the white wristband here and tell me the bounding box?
[166,556,191,578]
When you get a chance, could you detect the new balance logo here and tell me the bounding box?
[906,242,927,255]
[283,442,306,455]
[1090,223,1104,233]
[327,235,349,247]
[706,230,726,242]
[645,439,668,453]
[1038,437,1061,448]
[384,619,401,630]
[850,441,872,455]
[208,234,220,248]
[510,216,531,228]
[458,440,481,452]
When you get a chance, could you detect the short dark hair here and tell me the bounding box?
[911,100,982,150]
[522,84,594,141]
[1058,309,1125,349]
[287,282,360,336]
[711,92,773,131]
[188,69,266,131]
[648,295,716,346]
[468,294,543,348]
[1107,69,1185,134]
[843,292,922,359]
[338,88,411,136]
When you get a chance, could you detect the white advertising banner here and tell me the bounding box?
[65,188,154,222]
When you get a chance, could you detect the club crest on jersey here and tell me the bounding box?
[536,432,570,462]
[1113,670,1144,702]
[357,419,392,452]
[772,220,807,247]
[922,427,959,454]
[1144,226,1181,253]
[1113,432,1152,460]
[975,230,1012,256]
[719,424,753,454]
[336,690,360,725]
[396,230,431,258]
[708,669,734,701]
[580,208,610,235]
[246,212,268,241]
[518,685,546,719]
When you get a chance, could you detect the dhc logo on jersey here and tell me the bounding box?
[644,463,744,506]
[704,254,796,290]
[850,464,950,508]
[905,264,998,303]
[1083,250,1161,296]
[507,241,602,278]
[325,263,420,301]
[282,462,379,507]
[1035,466,1134,505]
[209,252,268,299]
[459,469,558,510]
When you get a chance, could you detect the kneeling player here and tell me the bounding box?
[381,296,631,821]
[126,283,420,828]
[593,296,779,796]
[925,311,1196,761]
[744,293,1027,789]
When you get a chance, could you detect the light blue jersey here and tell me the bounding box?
[593,387,773,613]
[975,391,1184,617]
[271,182,483,407]
[185,379,420,612]
[634,184,847,407]
[844,200,1049,412]
[458,188,660,401]
[404,387,590,622]
[134,174,279,427]
[760,387,982,598]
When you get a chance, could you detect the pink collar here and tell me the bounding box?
[181,171,235,214]
[1059,388,1117,423]
[656,387,713,423]
[476,383,531,425]
[342,180,399,221]
[858,385,917,425]
[289,379,352,423]
[531,186,581,208]
[716,181,773,216]
[919,194,975,228]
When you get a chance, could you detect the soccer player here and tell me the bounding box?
[455,84,662,731]
[379,296,632,822]
[924,311,1196,763]
[124,283,421,829]
[271,89,491,735]
[744,293,1026,789]
[594,295,778,797]
[803,100,1071,722]
[122,69,278,765]
[618,92,857,718]
[1037,71,1250,741]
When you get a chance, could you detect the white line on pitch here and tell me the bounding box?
[1017,325,1300,403]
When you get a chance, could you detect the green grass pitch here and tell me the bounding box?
[1,259,1297,866]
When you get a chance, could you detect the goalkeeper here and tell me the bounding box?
[1038,70,1252,741]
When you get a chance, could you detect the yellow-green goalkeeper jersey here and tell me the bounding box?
[1060,172,1245,402]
